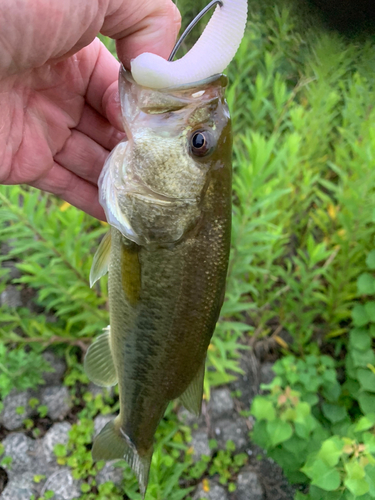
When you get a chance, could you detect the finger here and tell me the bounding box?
[102,0,181,68]
[82,39,123,130]
[1,0,180,75]
[75,104,126,151]
[30,162,106,221]
[54,129,110,186]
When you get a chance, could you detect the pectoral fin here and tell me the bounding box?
[180,361,205,416]
[93,417,152,498]
[84,327,118,387]
[90,231,112,287]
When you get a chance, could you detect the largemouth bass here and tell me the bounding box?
[85,68,232,494]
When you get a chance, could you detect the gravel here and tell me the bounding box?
[1,261,21,281]
[1,433,39,476]
[0,390,34,431]
[40,386,71,421]
[96,463,124,487]
[191,430,211,460]
[41,468,81,500]
[236,469,265,500]
[42,422,72,464]
[0,286,22,308]
[42,352,67,386]
[0,471,39,500]
[193,481,229,500]
[208,388,234,419]
[214,418,249,450]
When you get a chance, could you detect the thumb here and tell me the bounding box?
[102,0,181,68]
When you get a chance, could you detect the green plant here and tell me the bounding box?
[0,341,51,411]
[251,245,375,497]
[296,417,375,499]
[251,368,330,483]
[345,248,375,416]
[251,359,375,496]
[208,440,248,490]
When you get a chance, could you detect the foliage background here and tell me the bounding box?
[1,0,375,498]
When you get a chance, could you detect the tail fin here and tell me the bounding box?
[92,417,152,497]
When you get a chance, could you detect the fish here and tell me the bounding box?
[84,0,248,495]
[85,69,232,496]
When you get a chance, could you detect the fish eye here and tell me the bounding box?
[190,130,213,157]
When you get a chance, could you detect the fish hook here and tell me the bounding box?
[168,0,224,61]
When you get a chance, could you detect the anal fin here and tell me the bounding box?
[180,361,205,416]
[93,417,152,498]
[84,327,117,387]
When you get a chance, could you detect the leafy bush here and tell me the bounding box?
[0,342,51,411]
[251,245,375,498]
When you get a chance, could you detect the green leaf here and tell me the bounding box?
[344,477,369,497]
[365,464,375,497]
[351,348,375,368]
[266,420,293,447]
[318,437,344,467]
[251,420,269,449]
[294,402,311,422]
[251,397,276,421]
[302,458,341,491]
[53,444,67,458]
[349,328,372,351]
[322,404,348,423]
[80,483,91,493]
[366,251,375,270]
[357,369,375,393]
[345,460,365,481]
[354,414,375,432]
[365,302,375,323]
[308,485,343,500]
[358,273,375,296]
[352,305,369,327]
[283,434,308,457]
[358,393,375,414]
[363,432,375,453]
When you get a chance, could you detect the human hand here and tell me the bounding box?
[0,0,181,220]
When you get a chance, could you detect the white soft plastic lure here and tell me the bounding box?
[131,0,248,89]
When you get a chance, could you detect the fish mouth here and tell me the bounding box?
[130,184,197,207]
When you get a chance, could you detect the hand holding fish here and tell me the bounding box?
[0,0,181,219]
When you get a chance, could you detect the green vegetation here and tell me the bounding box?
[1,0,375,498]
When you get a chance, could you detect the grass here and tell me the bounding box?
[1,0,375,498]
